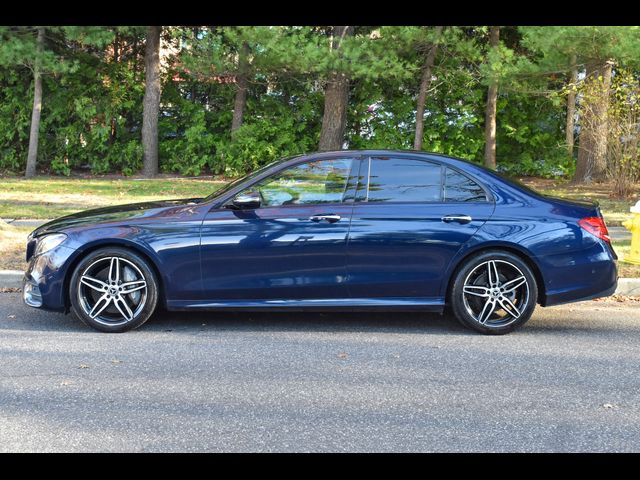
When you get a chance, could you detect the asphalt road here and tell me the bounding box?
[1,292,639,452]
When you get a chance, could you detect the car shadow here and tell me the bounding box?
[1,303,474,336]
[144,310,472,336]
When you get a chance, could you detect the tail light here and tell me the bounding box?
[579,217,611,243]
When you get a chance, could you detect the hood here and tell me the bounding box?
[30,198,202,237]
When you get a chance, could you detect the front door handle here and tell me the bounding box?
[310,214,341,223]
[442,215,472,224]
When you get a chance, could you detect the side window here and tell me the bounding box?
[366,158,442,203]
[250,158,355,207]
[444,168,488,202]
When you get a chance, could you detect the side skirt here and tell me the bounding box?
[166,297,446,313]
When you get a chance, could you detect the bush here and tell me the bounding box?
[215,116,316,176]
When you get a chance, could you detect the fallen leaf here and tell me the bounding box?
[0,287,21,293]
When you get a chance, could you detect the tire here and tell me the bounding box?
[449,250,538,335]
[69,247,159,333]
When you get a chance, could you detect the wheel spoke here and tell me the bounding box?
[463,285,490,298]
[502,275,526,294]
[120,280,146,295]
[108,257,120,284]
[477,298,496,324]
[113,296,134,321]
[488,260,499,287]
[80,275,108,293]
[498,296,521,319]
[89,293,111,319]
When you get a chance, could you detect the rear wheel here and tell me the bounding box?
[450,251,538,335]
[69,247,159,333]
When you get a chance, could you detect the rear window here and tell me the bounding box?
[444,168,488,202]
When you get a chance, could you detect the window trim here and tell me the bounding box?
[355,155,493,205]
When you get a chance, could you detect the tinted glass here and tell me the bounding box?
[444,168,488,202]
[250,158,354,207]
[366,158,442,203]
[203,157,290,202]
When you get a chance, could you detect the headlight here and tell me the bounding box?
[34,233,67,257]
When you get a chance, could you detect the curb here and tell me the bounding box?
[0,270,23,289]
[615,278,640,296]
[1,269,639,296]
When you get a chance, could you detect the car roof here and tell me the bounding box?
[303,149,484,171]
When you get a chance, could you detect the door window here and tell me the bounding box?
[247,158,355,207]
[365,158,442,203]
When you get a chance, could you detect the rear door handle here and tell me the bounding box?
[310,214,341,223]
[442,215,472,224]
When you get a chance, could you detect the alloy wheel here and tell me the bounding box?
[77,256,148,326]
[461,259,530,328]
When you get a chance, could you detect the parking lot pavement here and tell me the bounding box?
[1,292,639,452]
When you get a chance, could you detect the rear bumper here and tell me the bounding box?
[538,241,618,307]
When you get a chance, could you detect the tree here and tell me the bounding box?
[565,53,578,158]
[574,60,613,182]
[25,27,45,178]
[318,26,354,151]
[0,26,114,177]
[604,68,640,197]
[414,26,444,150]
[142,26,161,177]
[231,41,250,135]
[521,26,640,183]
[483,26,500,170]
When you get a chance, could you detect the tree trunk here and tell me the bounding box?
[565,53,577,158]
[483,26,500,170]
[113,29,119,62]
[574,60,613,183]
[318,26,354,151]
[142,26,161,178]
[25,27,45,178]
[231,41,250,135]
[414,26,444,151]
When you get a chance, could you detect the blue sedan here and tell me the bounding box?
[22,150,618,334]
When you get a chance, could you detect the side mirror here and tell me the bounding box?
[231,191,261,209]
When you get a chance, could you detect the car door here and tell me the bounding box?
[199,156,361,302]
[346,155,495,300]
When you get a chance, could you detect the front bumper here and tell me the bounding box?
[23,245,78,312]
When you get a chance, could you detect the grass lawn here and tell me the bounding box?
[0,222,31,271]
[520,177,638,227]
[0,175,226,220]
[1,174,639,276]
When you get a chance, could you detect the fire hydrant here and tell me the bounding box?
[622,200,640,265]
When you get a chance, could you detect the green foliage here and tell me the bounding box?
[2,25,640,184]
[216,115,317,176]
[159,100,217,176]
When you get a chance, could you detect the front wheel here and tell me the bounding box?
[69,247,159,332]
[449,251,538,335]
